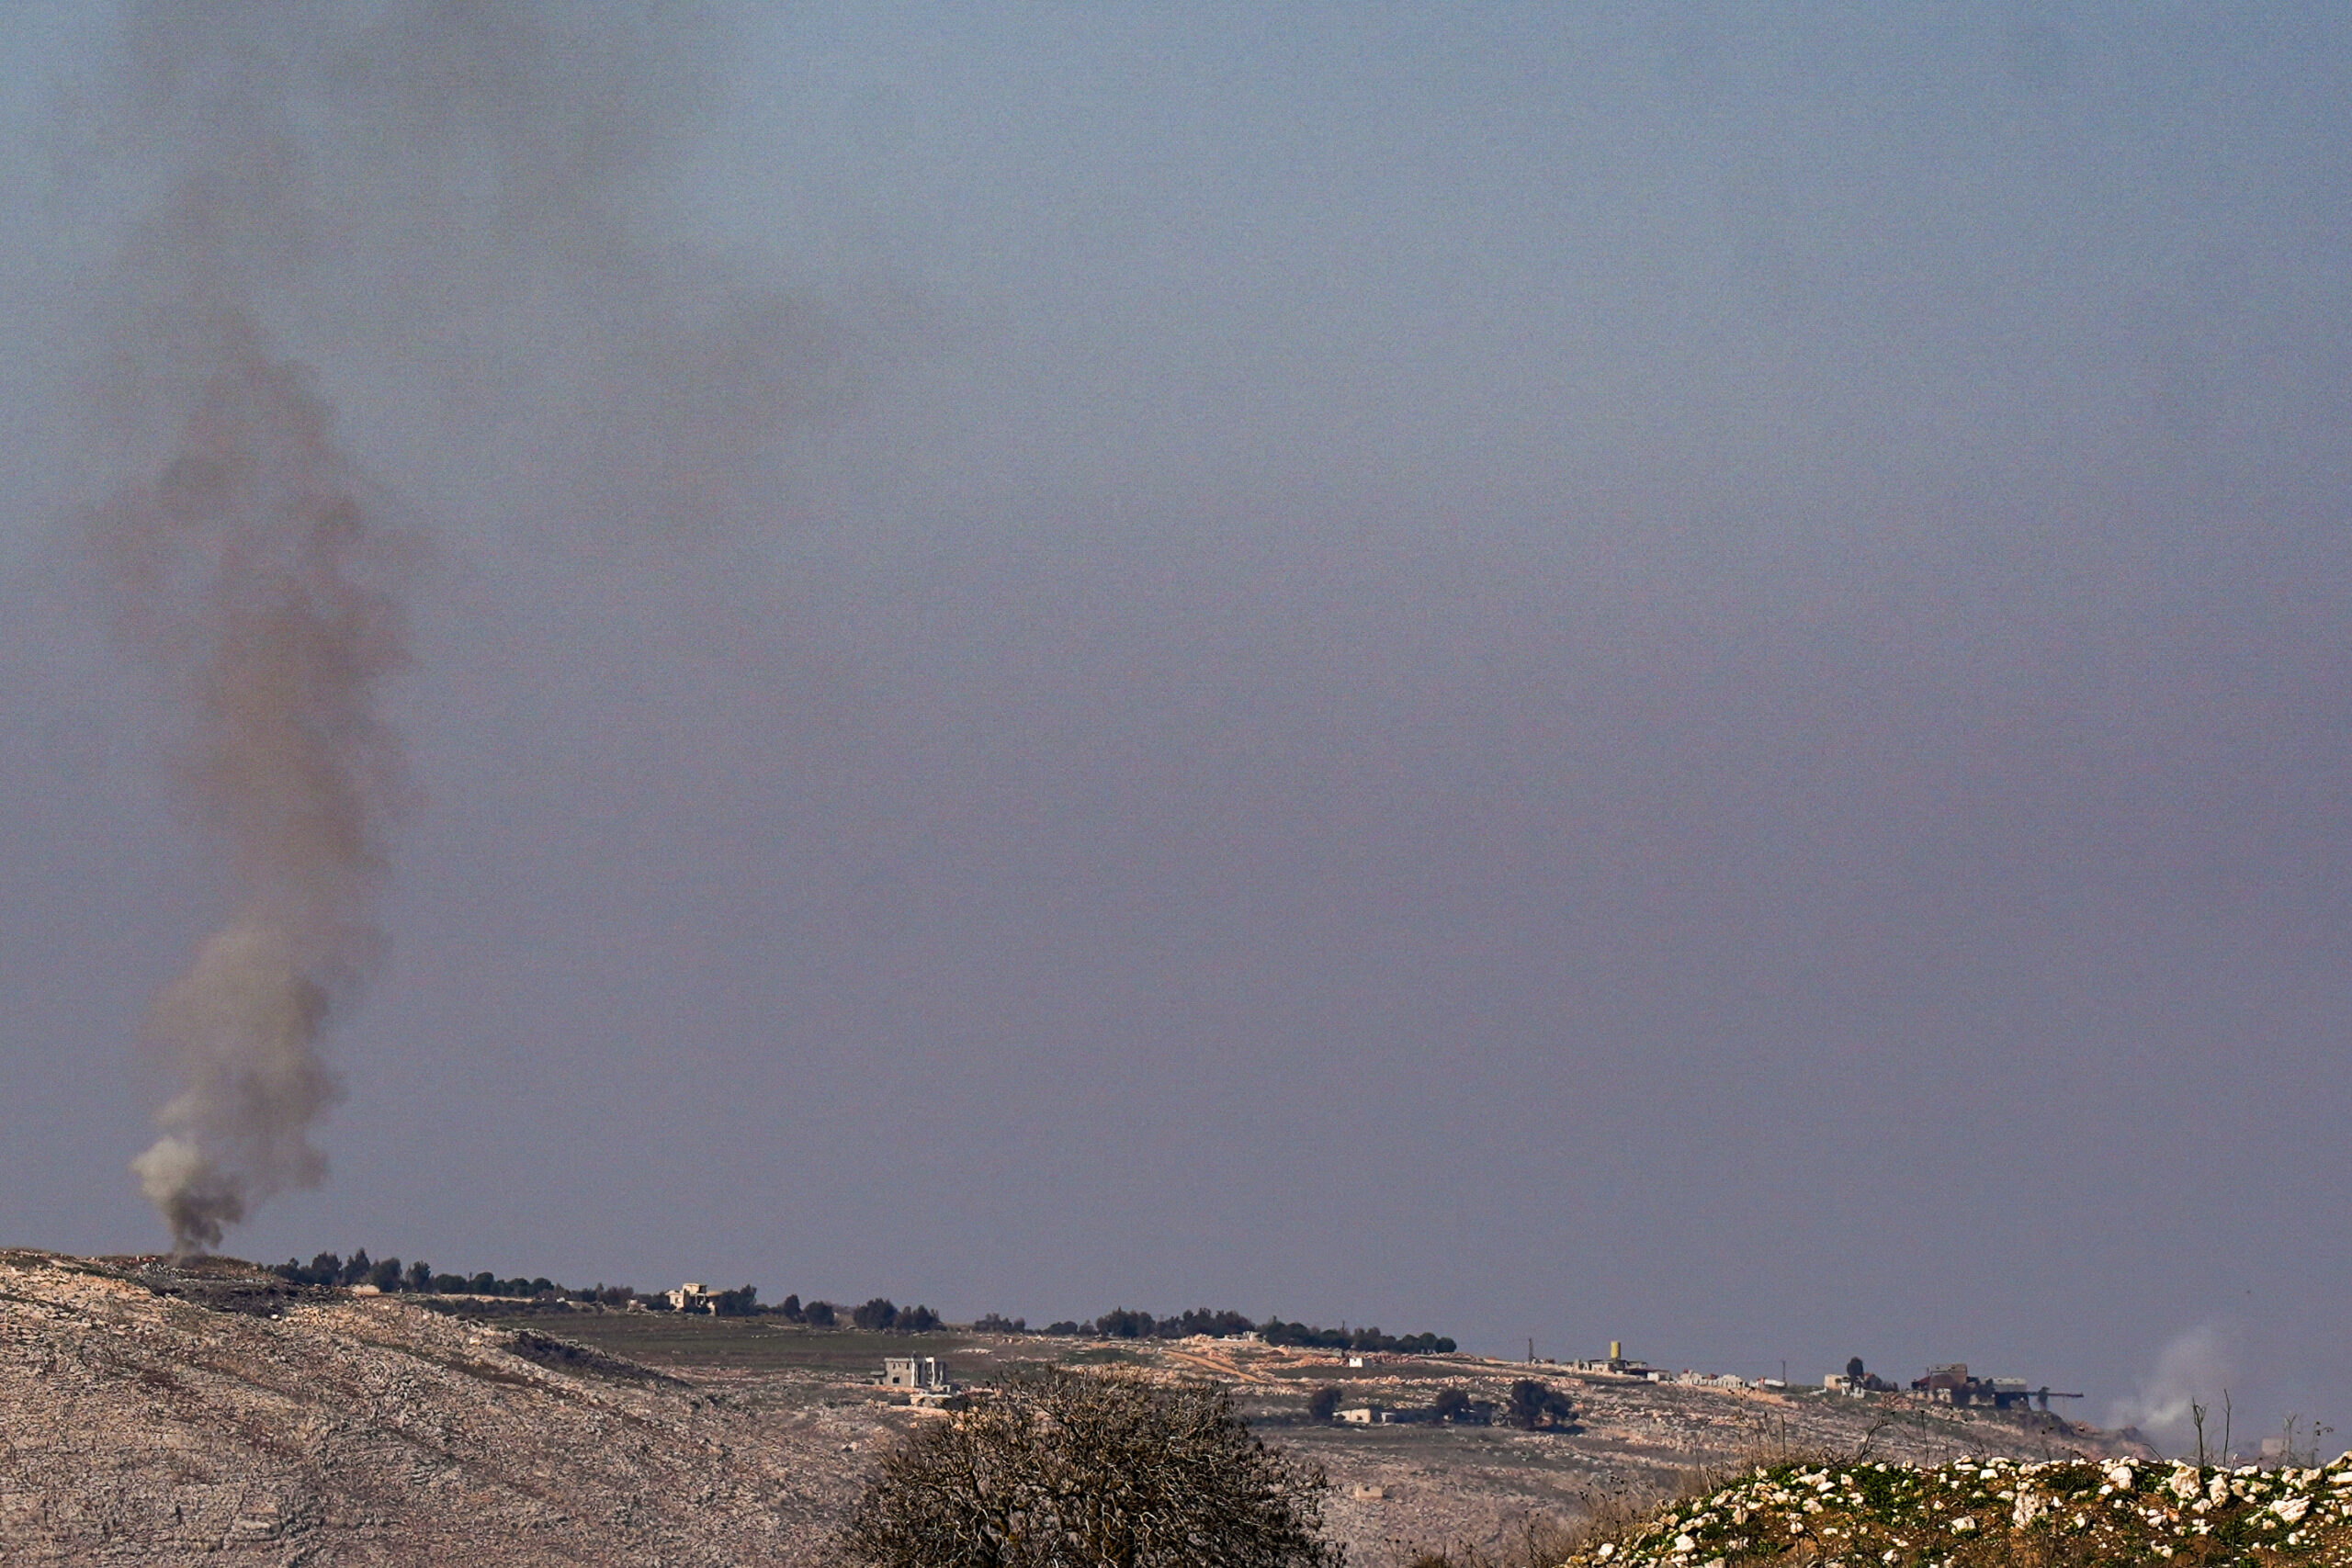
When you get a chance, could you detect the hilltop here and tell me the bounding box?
[0,1250,2143,1564]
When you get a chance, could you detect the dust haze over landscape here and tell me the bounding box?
[1,0,2347,1461]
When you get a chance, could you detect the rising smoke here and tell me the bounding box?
[2106,1325,2238,1459]
[90,309,412,1252]
[74,2,860,1249]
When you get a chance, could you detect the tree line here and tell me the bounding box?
[270,1248,699,1307]
[1258,1317,1456,1354]
[264,1257,1456,1353]
[974,1306,1455,1354]
[264,1252,946,1329]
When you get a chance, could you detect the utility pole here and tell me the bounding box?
[1528,1337,1535,1364]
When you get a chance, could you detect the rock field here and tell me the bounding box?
[1562,1453,2352,1565]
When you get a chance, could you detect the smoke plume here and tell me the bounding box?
[2106,1325,2238,1460]
[91,307,412,1252]
[71,2,855,1248]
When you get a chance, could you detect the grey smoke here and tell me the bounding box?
[2106,1325,2239,1461]
[74,2,861,1248]
[90,306,411,1253]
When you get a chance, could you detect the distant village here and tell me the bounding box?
[1549,1341,2082,1414]
[270,1253,2082,1418]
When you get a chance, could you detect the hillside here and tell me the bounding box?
[0,1251,2142,1564]
[0,1250,862,1564]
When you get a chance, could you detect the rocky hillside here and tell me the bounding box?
[0,1250,874,1564]
[1564,1453,2352,1566]
[0,1250,2143,1564]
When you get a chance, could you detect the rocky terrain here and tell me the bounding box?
[0,1250,2141,1564]
[1562,1453,2352,1566]
[0,1250,878,1564]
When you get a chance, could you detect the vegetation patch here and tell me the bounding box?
[1559,1454,2352,1566]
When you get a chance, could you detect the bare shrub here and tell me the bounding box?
[837,1368,1343,1567]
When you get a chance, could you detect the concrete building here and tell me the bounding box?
[669,1282,714,1314]
[882,1356,949,1391]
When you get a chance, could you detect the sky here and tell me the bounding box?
[1,2,2347,1454]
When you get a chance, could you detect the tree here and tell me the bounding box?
[1430,1388,1473,1424]
[854,1297,899,1331]
[1149,1307,1256,1339]
[805,1299,838,1327]
[839,1370,1342,1568]
[1094,1307,1155,1339]
[712,1284,761,1316]
[368,1256,402,1292]
[1306,1385,1343,1424]
[1846,1357,1868,1382]
[1503,1380,1577,1432]
[1259,1317,1454,1355]
[404,1260,434,1292]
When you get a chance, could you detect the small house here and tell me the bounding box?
[882,1356,949,1391]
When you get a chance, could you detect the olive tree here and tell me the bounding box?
[838,1369,1343,1568]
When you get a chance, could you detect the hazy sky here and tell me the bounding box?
[3,3,2348,1452]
